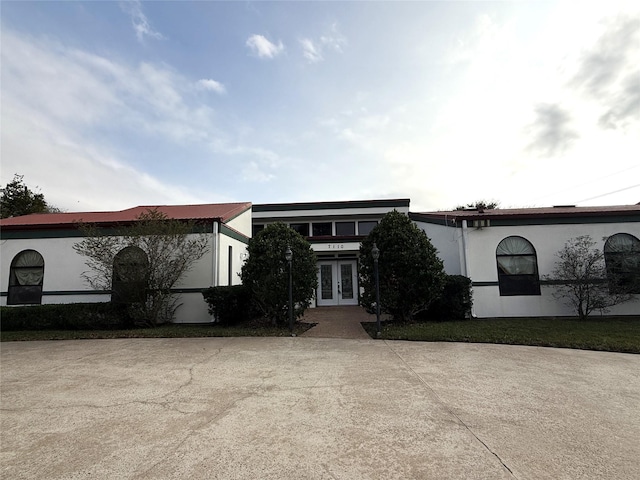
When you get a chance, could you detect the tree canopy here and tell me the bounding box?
[359,210,446,322]
[241,222,317,325]
[545,235,635,319]
[455,200,499,211]
[1,174,59,218]
[73,209,210,326]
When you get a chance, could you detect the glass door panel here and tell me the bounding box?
[320,264,333,300]
[340,264,353,299]
[317,260,358,306]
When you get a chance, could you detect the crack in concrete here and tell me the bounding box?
[384,341,518,479]
[1,346,228,416]
[132,391,254,479]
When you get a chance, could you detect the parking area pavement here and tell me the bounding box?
[1,337,639,479]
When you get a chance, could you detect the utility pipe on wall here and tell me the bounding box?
[212,221,219,288]
[461,219,476,318]
[461,219,470,277]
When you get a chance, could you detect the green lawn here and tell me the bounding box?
[362,316,640,353]
[3,317,639,354]
[0,322,314,342]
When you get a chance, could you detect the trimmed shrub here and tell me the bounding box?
[360,210,446,323]
[419,275,473,321]
[0,303,130,331]
[202,285,253,326]
[241,223,317,326]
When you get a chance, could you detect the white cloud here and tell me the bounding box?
[197,78,227,94]
[0,29,274,210]
[320,23,347,52]
[1,98,206,211]
[300,38,322,63]
[120,0,164,43]
[241,161,275,183]
[246,34,284,59]
[300,24,347,63]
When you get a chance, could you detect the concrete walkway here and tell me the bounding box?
[300,306,377,339]
[1,338,639,479]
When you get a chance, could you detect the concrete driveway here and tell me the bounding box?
[1,338,639,479]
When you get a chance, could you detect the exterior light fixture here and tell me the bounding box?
[372,242,381,338]
[285,246,294,335]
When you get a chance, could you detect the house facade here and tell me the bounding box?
[2,198,638,321]
[253,199,410,307]
[1,203,252,323]
[411,205,640,318]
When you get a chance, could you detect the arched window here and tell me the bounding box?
[496,236,541,296]
[8,250,45,305]
[112,246,148,304]
[604,233,640,294]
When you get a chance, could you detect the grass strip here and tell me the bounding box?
[0,322,314,342]
[362,316,640,353]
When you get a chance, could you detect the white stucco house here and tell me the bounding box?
[0,203,252,323]
[411,205,640,318]
[2,198,639,321]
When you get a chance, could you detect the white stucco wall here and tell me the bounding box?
[1,228,249,323]
[1,237,92,297]
[463,222,639,317]
[226,209,252,237]
[416,222,462,275]
[216,234,248,287]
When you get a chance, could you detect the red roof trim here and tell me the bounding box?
[0,202,252,230]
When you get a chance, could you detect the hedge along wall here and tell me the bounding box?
[1,303,130,331]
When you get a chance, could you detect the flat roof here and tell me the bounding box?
[253,198,410,212]
[410,205,640,226]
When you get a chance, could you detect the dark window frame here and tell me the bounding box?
[312,222,332,237]
[604,233,640,294]
[8,249,45,305]
[289,223,310,236]
[335,221,356,236]
[496,236,541,296]
[112,246,149,304]
[358,221,378,236]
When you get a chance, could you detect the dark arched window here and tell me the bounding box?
[496,236,541,296]
[8,250,45,305]
[112,246,148,304]
[604,233,640,294]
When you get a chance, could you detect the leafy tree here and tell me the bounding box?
[360,210,446,322]
[73,209,210,326]
[455,200,499,211]
[1,174,59,218]
[546,235,635,319]
[241,222,317,326]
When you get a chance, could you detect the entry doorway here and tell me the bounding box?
[316,260,359,306]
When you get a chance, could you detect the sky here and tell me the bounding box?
[1,1,639,213]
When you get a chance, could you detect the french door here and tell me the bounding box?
[316,260,359,306]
